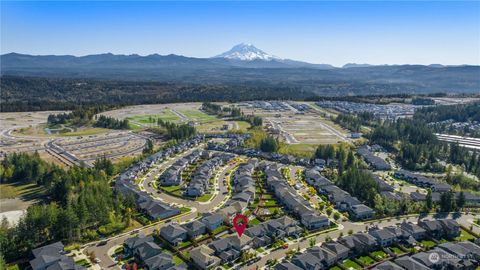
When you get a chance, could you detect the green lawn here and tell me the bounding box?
[114,246,124,255]
[371,250,389,260]
[127,112,180,124]
[176,241,192,249]
[455,229,476,241]
[263,200,278,207]
[59,127,110,137]
[75,259,92,268]
[420,240,436,249]
[6,265,20,270]
[235,121,251,132]
[249,218,262,226]
[179,207,191,214]
[390,246,404,255]
[212,225,229,235]
[261,194,273,200]
[329,267,342,270]
[160,185,182,192]
[172,255,184,265]
[178,110,217,122]
[0,182,46,200]
[196,193,213,202]
[357,255,375,266]
[341,259,362,270]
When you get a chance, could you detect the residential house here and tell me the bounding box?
[208,235,253,263]
[400,222,427,240]
[160,223,188,246]
[182,220,206,239]
[201,213,224,232]
[274,262,303,270]
[349,204,375,220]
[321,242,349,261]
[30,242,85,270]
[373,261,403,270]
[300,213,330,230]
[134,241,162,262]
[394,256,430,270]
[144,253,174,270]
[124,233,155,256]
[190,245,221,270]
[369,228,397,247]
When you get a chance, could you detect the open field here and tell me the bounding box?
[0,182,45,200]
[0,182,46,224]
[101,102,249,133]
[238,101,350,145]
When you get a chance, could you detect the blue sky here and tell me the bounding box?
[1,1,479,66]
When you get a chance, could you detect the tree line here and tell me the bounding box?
[157,119,196,141]
[201,102,242,118]
[333,112,376,132]
[93,115,129,129]
[0,153,134,262]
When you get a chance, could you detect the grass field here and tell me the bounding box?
[196,193,213,202]
[178,110,217,122]
[357,255,375,266]
[371,250,389,260]
[329,267,342,270]
[389,246,404,255]
[172,255,184,265]
[0,182,46,200]
[279,143,318,157]
[160,185,182,192]
[455,229,476,241]
[58,127,110,137]
[6,265,20,270]
[341,259,362,270]
[420,239,436,249]
[249,218,262,226]
[127,111,180,124]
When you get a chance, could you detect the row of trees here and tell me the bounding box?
[333,112,375,132]
[240,115,263,127]
[368,118,480,178]
[414,102,480,123]
[47,105,112,126]
[0,153,133,262]
[94,115,129,129]
[202,102,241,118]
[158,120,196,140]
[313,144,431,217]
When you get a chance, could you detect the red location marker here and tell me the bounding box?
[232,214,248,237]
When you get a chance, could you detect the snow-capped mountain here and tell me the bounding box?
[214,43,279,61]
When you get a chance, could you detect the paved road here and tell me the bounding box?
[270,120,299,144]
[142,153,236,213]
[240,212,480,270]
[85,148,239,270]
[308,105,351,142]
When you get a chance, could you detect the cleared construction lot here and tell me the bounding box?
[238,101,350,145]
[0,111,150,167]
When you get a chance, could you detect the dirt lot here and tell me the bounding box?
[238,101,350,145]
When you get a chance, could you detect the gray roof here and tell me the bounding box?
[125,234,154,250]
[32,242,64,257]
[161,223,187,238]
[322,242,350,256]
[144,253,173,270]
[394,256,431,270]
[202,213,223,225]
[274,262,303,270]
[182,220,206,232]
[373,261,403,270]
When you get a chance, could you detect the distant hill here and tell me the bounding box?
[1,44,479,110]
